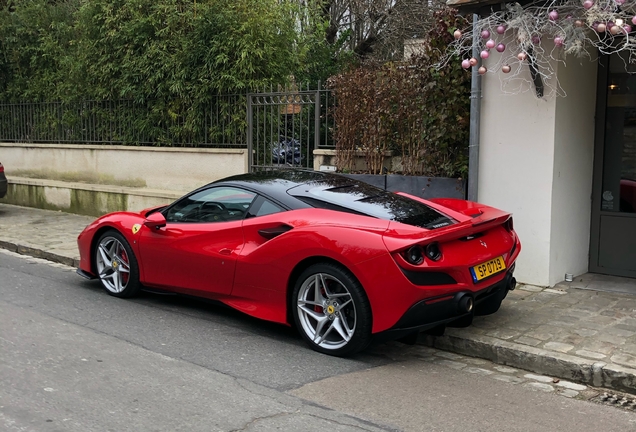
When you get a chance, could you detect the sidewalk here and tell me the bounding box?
[1,203,636,395]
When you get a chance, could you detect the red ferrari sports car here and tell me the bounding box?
[77,170,521,356]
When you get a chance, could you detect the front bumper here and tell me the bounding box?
[376,268,515,340]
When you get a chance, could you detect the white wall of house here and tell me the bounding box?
[550,59,597,285]
[478,44,597,286]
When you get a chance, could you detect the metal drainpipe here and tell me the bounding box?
[467,13,482,202]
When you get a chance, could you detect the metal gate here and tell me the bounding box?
[247,86,332,172]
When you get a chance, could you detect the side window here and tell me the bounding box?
[164,187,256,223]
[255,199,285,217]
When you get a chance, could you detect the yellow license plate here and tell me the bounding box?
[470,256,506,282]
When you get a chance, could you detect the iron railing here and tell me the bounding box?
[0,96,248,147]
[0,85,335,155]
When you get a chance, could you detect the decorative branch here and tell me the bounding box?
[441,0,636,97]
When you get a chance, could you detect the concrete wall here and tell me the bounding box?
[479,44,597,286]
[0,143,248,192]
[550,58,597,285]
[1,178,183,217]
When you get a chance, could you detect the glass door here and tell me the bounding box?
[590,52,636,278]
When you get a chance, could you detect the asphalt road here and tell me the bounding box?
[1,249,636,432]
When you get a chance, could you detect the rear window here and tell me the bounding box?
[288,180,455,229]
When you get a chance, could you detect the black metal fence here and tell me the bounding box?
[0,86,335,151]
[248,84,333,171]
[0,95,246,147]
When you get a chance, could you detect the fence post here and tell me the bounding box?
[247,93,254,172]
[314,89,320,168]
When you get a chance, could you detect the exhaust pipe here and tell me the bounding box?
[509,277,517,291]
[458,295,474,314]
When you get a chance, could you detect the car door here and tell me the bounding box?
[138,186,257,296]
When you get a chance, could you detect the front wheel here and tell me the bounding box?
[292,263,372,356]
[94,230,141,298]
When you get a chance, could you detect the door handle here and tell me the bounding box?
[219,248,232,256]
[258,224,293,240]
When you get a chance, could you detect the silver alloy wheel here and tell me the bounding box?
[95,236,131,294]
[296,273,357,350]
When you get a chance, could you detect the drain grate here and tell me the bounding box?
[592,392,636,410]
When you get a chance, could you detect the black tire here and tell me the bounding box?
[292,262,372,356]
[93,230,141,298]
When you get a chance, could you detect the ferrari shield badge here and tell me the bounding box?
[132,224,141,234]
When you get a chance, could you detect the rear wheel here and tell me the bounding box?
[94,230,141,298]
[292,263,372,356]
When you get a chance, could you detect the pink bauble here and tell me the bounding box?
[496,25,506,34]
[469,57,478,66]
[496,43,506,53]
[486,39,496,49]
[583,0,594,9]
[454,29,462,40]
[480,50,490,59]
[575,20,584,27]
[502,65,511,73]
[462,59,471,69]
[532,35,541,44]
[632,15,636,26]
[610,25,621,35]
[597,23,606,32]
[478,66,487,75]
[549,10,559,21]
[517,52,527,61]
[481,29,490,39]
[616,0,625,5]
[554,36,564,46]
[625,25,632,33]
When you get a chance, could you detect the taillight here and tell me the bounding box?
[0,163,4,173]
[405,246,424,265]
[504,216,514,232]
[425,242,442,261]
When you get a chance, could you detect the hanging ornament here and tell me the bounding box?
[616,0,626,5]
[462,59,471,69]
[549,10,559,21]
[632,15,636,26]
[625,25,633,33]
[554,36,564,47]
[480,50,490,59]
[532,35,541,44]
[611,25,621,35]
[469,57,478,66]
[496,43,506,53]
[454,30,462,40]
[497,25,507,34]
[575,20,584,27]
[517,52,527,61]
[502,65,511,73]
[481,29,491,39]
[478,66,487,75]
[583,0,594,9]
[597,23,607,32]
[486,39,496,49]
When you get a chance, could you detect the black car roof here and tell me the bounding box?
[213,169,353,209]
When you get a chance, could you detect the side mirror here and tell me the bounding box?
[144,212,167,230]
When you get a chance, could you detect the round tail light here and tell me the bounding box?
[406,246,424,265]
[425,242,442,261]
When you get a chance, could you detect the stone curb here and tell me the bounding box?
[0,240,80,268]
[422,331,636,395]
